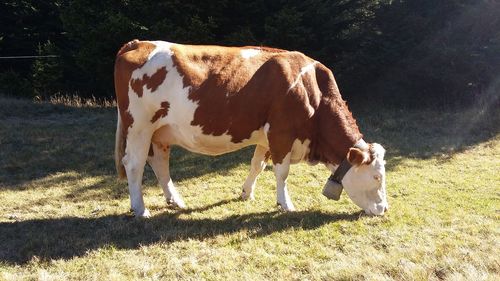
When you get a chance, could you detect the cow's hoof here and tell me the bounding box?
[168,199,186,209]
[131,208,151,218]
[241,189,255,201]
[277,202,296,212]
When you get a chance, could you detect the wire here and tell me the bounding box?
[0,55,60,59]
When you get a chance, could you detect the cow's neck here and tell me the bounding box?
[308,66,363,165]
[310,102,362,165]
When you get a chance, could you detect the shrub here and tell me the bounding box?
[0,69,33,98]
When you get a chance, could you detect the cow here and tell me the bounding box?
[114,39,388,218]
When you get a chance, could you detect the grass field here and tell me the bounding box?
[0,97,498,280]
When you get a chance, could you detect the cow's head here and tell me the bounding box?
[341,143,388,216]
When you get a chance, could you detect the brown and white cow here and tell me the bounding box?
[114,40,388,217]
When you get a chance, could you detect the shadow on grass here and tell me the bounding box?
[0,201,360,264]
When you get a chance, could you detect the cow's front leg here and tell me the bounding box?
[147,142,186,209]
[241,145,270,200]
[274,152,295,211]
[123,130,152,217]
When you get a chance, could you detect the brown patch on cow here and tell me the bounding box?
[167,44,362,165]
[347,147,370,166]
[130,66,168,97]
[116,39,139,57]
[170,45,275,140]
[114,40,156,132]
[264,151,272,161]
[150,101,170,123]
[147,142,171,158]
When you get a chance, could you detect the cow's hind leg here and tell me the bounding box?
[123,130,153,217]
[147,143,186,209]
[241,145,270,200]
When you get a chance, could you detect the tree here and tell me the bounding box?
[32,40,63,97]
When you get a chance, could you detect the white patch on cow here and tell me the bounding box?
[341,143,388,216]
[130,41,174,80]
[148,41,174,60]
[289,61,318,90]
[122,129,153,217]
[241,145,268,200]
[241,48,261,59]
[325,163,339,173]
[264,123,270,135]
[290,139,311,164]
[148,143,185,209]
[274,139,311,210]
[355,138,369,150]
[274,152,295,211]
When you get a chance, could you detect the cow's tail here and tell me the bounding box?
[115,112,127,180]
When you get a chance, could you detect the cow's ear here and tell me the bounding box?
[347,147,370,166]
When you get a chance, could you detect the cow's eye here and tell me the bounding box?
[373,174,382,182]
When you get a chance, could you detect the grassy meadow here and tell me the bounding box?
[0,97,498,280]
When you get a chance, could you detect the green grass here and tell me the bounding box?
[0,96,498,280]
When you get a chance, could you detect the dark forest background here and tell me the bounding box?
[0,0,499,108]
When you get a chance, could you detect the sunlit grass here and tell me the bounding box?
[0,97,498,280]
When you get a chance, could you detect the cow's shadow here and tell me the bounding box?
[0,198,360,264]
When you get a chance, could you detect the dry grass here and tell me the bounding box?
[36,94,115,108]
[0,96,498,280]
